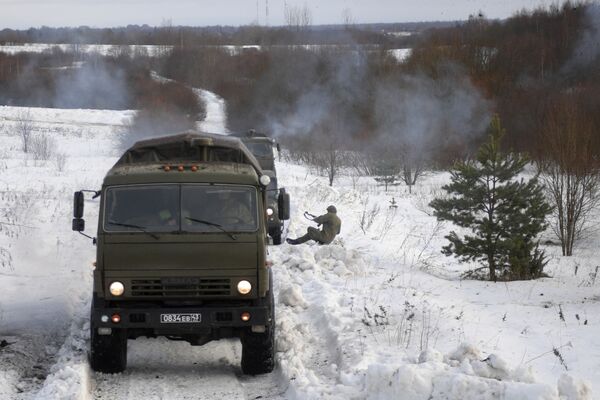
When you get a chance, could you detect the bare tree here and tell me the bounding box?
[16,109,34,153]
[536,99,600,256]
[300,3,313,28]
[324,145,341,187]
[400,148,427,194]
[341,8,355,28]
[30,132,57,161]
[284,2,312,31]
[364,149,399,192]
[365,137,427,194]
[309,143,343,187]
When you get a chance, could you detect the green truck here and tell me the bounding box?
[72,132,289,375]
[231,130,285,244]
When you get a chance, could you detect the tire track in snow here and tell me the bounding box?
[92,339,246,400]
[193,88,229,134]
[149,72,229,135]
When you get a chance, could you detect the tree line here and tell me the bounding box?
[0,23,426,47]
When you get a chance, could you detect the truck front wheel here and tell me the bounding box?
[90,326,128,373]
[271,231,282,245]
[241,286,275,374]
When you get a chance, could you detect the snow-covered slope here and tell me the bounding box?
[271,163,596,399]
[0,103,595,399]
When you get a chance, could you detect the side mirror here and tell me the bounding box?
[278,188,290,220]
[72,189,97,243]
[72,218,85,232]
[73,191,84,218]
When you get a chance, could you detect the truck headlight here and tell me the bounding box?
[266,207,274,216]
[109,281,125,296]
[237,280,252,295]
[259,175,271,186]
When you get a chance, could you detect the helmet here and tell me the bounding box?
[327,205,337,213]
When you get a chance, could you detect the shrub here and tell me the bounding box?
[430,116,552,281]
[30,133,56,161]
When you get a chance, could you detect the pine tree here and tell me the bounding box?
[430,116,552,281]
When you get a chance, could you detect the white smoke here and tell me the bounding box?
[373,64,492,162]
[563,3,600,72]
[267,49,369,142]
[53,59,131,109]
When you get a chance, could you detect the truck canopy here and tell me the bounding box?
[114,131,263,175]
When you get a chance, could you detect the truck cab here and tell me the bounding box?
[231,130,287,244]
[73,132,289,375]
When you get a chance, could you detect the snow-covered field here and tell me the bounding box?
[0,43,412,62]
[0,43,171,57]
[0,100,596,399]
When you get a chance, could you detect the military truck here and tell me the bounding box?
[231,130,279,172]
[72,132,290,375]
[231,130,285,244]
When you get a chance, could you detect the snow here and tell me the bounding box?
[149,71,229,134]
[0,43,412,64]
[0,90,597,399]
[0,43,171,57]
[194,88,229,134]
[269,163,596,399]
[389,48,412,62]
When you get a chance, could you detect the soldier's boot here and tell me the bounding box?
[286,234,311,245]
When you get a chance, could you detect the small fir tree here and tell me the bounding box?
[430,116,552,281]
[372,159,399,192]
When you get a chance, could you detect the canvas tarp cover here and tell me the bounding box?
[114,132,263,173]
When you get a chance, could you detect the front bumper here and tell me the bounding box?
[91,304,269,330]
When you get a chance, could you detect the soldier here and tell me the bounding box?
[286,205,341,245]
[151,191,178,227]
[219,191,254,226]
[208,189,254,226]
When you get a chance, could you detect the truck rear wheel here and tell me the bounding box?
[90,326,128,373]
[241,278,275,375]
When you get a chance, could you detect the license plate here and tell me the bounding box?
[160,313,202,323]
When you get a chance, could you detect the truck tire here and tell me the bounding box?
[271,231,282,245]
[90,326,128,373]
[241,274,275,375]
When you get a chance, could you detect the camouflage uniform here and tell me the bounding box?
[287,205,341,245]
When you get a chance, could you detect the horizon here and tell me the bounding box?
[0,0,571,30]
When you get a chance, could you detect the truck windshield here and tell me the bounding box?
[267,176,278,202]
[244,142,273,158]
[104,184,258,233]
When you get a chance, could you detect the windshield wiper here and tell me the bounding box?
[107,220,159,240]
[185,217,237,240]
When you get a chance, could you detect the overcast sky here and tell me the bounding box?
[0,0,569,29]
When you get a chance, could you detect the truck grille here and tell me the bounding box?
[130,278,231,297]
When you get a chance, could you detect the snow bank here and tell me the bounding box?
[0,370,18,398]
[363,345,576,400]
[279,285,308,308]
[35,313,92,400]
[558,375,593,400]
